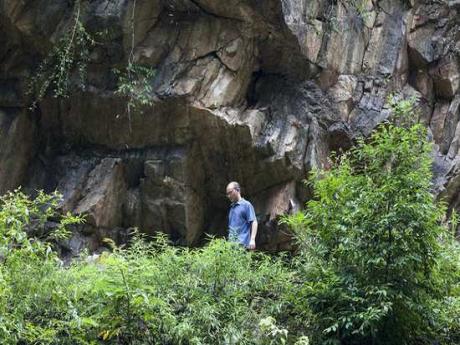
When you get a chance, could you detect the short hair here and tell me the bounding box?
[229,181,240,192]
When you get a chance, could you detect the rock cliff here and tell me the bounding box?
[0,0,459,253]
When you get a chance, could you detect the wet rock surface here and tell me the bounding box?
[1,0,459,252]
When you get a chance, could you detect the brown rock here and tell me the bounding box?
[329,75,357,121]
[252,180,298,251]
[430,97,460,154]
[413,69,434,101]
[429,56,460,99]
[431,101,451,148]
[121,0,162,54]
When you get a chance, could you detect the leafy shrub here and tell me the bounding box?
[0,190,83,344]
[282,101,460,344]
[0,191,295,344]
[59,236,293,344]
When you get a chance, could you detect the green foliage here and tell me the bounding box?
[387,94,419,127]
[112,0,156,120]
[282,100,460,345]
[79,237,293,344]
[0,189,82,258]
[114,63,156,112]
[0,192,295,344]
[0,190,83,344]
[27,0,94,107]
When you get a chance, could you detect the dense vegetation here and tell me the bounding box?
[0,191,302,345]
[1,101,459,344]
[281,98,460,344]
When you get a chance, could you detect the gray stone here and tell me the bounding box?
[407,25,437,67]
[317,3,368,74]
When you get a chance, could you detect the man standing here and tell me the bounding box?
[226,181,258,250]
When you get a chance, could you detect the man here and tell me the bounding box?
[226,181,258,250]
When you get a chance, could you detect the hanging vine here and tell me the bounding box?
[113,0,157,127]
[27,0,95,108]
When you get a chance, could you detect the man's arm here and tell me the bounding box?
[249,220,258,250]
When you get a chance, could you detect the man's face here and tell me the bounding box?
[226,186,238,202]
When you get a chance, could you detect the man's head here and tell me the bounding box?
[226,181,241,203]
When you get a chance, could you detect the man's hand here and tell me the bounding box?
[248,239,256,250]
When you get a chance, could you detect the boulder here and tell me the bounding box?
[75,158,127,229]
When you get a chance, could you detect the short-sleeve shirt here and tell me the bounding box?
[228,198,256,247]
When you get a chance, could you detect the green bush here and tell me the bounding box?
[0,190,83,344]
[0,191,296,344]
[60,236,293,344]
[282,104,460,344]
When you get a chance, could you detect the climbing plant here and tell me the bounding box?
[114,63,156,112]
[27,0,95,108]
[113,0,156,126]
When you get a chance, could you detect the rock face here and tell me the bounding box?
[0,0,459,253]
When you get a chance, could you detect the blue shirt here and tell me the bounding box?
[228,198,256,247]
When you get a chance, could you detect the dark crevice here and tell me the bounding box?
[179,50,237,76]
[246,69,264,107]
